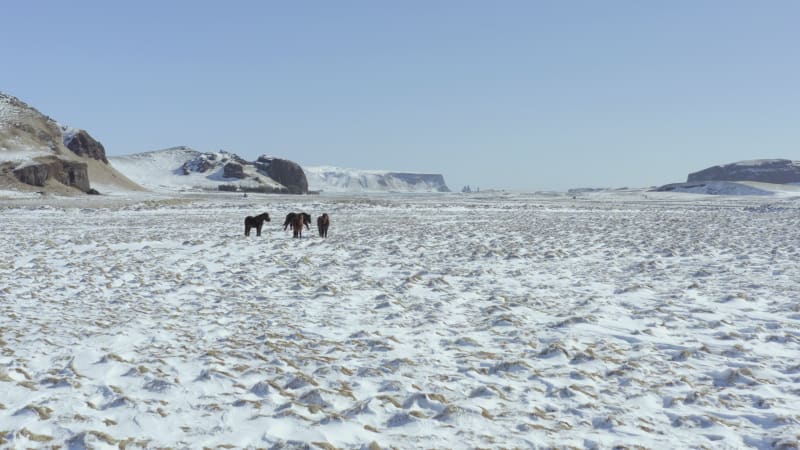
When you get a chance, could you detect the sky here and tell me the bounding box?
[1,1,799,191]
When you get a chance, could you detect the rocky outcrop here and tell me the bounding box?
[64,129,108,163]
[255,156,309,194]
[223,162,245,178]
[12,157,91,192]
[1,91,145,194]
[181,151,247,175]
[110,148,304,194]
[688,159,800,184]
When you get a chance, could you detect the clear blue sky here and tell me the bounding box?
[2,1,798,191]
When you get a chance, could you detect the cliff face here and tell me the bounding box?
[388,173,450,192]
[1,92,142,194]
[64,129,108,163]
[12,157,91,192]
[303,166,450,193]
[255,156,309,194]
[688,159,800,184]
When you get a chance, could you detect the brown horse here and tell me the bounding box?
[283,212,311,232]
[317,213,330,238]
[244,212,270,237]
[290,212,311,238]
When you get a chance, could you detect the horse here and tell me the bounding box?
[290,212,311,238]
[284,212,311,232]
[317,213,330,238]
[244,212,270,237]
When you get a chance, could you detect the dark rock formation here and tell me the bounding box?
[12,157,91,192]
[223,162,245,179]
[255,156,308,194]
[181,151,248,175]
[182,157,213,175]
[688,159,800,184]
[65,129,108,163]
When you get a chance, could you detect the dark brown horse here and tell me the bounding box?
[244,212,270,237]
[317,213,330,238]
[284,212,311,233]
[290,212,312,238]
[283,212,311,231]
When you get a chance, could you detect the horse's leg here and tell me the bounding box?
[256,223,262,236]
[245,223,250,236]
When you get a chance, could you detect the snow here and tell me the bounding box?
[0,148,51,163]
[731,159,798,167]
[59,124,80,147]
[304,166,448,193]
[655,180,800,197]
[109,148,285,193]
[108,151,449,194]
[1,191,799,448]
[0,93,19,126]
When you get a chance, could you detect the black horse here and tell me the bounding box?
[317,213,330,238]
[244,212,271,237]
[283,212,311,232]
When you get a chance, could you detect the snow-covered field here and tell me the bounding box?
[1,191,800,448]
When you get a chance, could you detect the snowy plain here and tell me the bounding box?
[1,190,800,449]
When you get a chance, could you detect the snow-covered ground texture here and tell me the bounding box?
[304,166,449,193]
[2,192,800,448]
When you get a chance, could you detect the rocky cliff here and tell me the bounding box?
[303,166,450,193]
[64,129,109,164]
[255,156,309,194]
[12,157,91,192]
[687,159,800,184]
[0,92,142,194]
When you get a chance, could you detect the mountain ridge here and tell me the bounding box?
[110,147,450,194]
[0,91,143,194]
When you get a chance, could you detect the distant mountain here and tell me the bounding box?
[0,92,142,194]
[688,159,800,184]
[652,159,800,196]
[109,148,307,194]
[111,149,449,194]
[2,92,448,196]
[653,180,776,196]
[304,166,450,193]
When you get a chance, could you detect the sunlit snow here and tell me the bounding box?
[1,190,799,448]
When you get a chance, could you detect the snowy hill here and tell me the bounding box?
[110,149,450,194]
[688,159,800,184]
[653,180,800,197]
[304,166,450,193]
[0,92,143,194]
[109,147,291,193]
